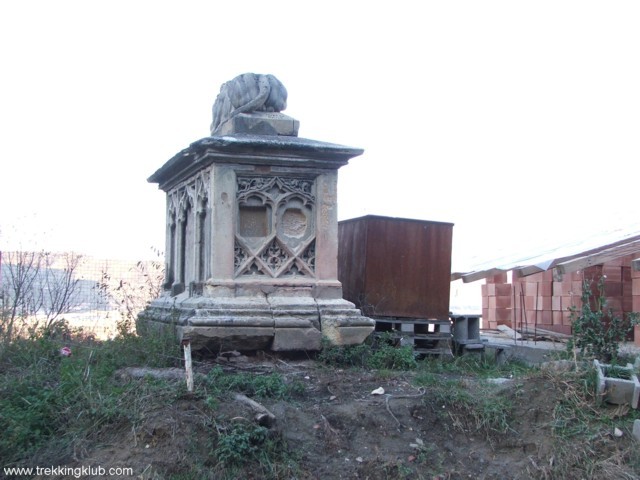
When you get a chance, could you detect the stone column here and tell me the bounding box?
[172,214,185,295]
[204,165,238,301]
[163,211,175,290]
[314,171,342,300]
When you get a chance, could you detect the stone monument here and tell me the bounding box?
[139,73,375,352]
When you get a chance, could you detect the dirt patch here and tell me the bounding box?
[50,357,638,480]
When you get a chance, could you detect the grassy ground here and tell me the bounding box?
[1,329,639,479]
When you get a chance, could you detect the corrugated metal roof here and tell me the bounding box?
[452,220,640,283]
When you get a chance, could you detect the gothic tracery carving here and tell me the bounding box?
[235,175,316,279]
[237,176,315,204]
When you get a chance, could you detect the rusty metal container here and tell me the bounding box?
[338,215,453,320]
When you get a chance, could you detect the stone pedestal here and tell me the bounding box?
[140,131,374,352]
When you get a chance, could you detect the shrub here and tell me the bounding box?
[214,422,269,466]
[568,277,639,362]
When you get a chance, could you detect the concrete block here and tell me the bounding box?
[594,360,640,409]
[633,419,640,442]
[452,315,480,342]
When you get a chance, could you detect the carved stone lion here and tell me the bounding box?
[210,73,288,135]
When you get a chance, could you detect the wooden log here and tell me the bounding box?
[233,393,276,427]
[115,367,185,381]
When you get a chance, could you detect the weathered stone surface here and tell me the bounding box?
[210,73,288,135]
[320,299,376,345]
[140,75,374,353]
[142,293,374,351]
[216,112,299,137]
[178,325,274,352]
[323,325,375,346]
[272,327,323,351]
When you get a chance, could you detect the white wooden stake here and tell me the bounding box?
[183,340,194,393]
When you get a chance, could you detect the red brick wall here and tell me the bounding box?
[482,253,640,343]
[631,259,640,346]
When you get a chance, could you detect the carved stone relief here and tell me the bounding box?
[165,169,211,292]
[234,175,316,278]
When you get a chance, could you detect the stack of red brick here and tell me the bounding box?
[481,255,640,345]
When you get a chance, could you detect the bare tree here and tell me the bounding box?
[1,250,82,341]
[1,251,42,341]
[40,252,82,330]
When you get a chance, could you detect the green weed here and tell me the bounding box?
[203,366,304,400]
[414,374,513,437]
[0,328,181,467]
[541,366,640,479]
[418,354,530,379]
[209,420,300,479]
[316,339,372,368]
[318,333,417,370]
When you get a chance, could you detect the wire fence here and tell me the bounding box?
[0,251,164,340]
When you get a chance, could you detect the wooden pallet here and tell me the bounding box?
[372,317,453,357]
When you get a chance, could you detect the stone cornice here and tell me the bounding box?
[148,135,364,192]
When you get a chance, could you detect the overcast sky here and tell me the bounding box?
[1,1,639,272]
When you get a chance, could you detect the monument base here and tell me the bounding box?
[215,112,300,136]
[138,291,375,353]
